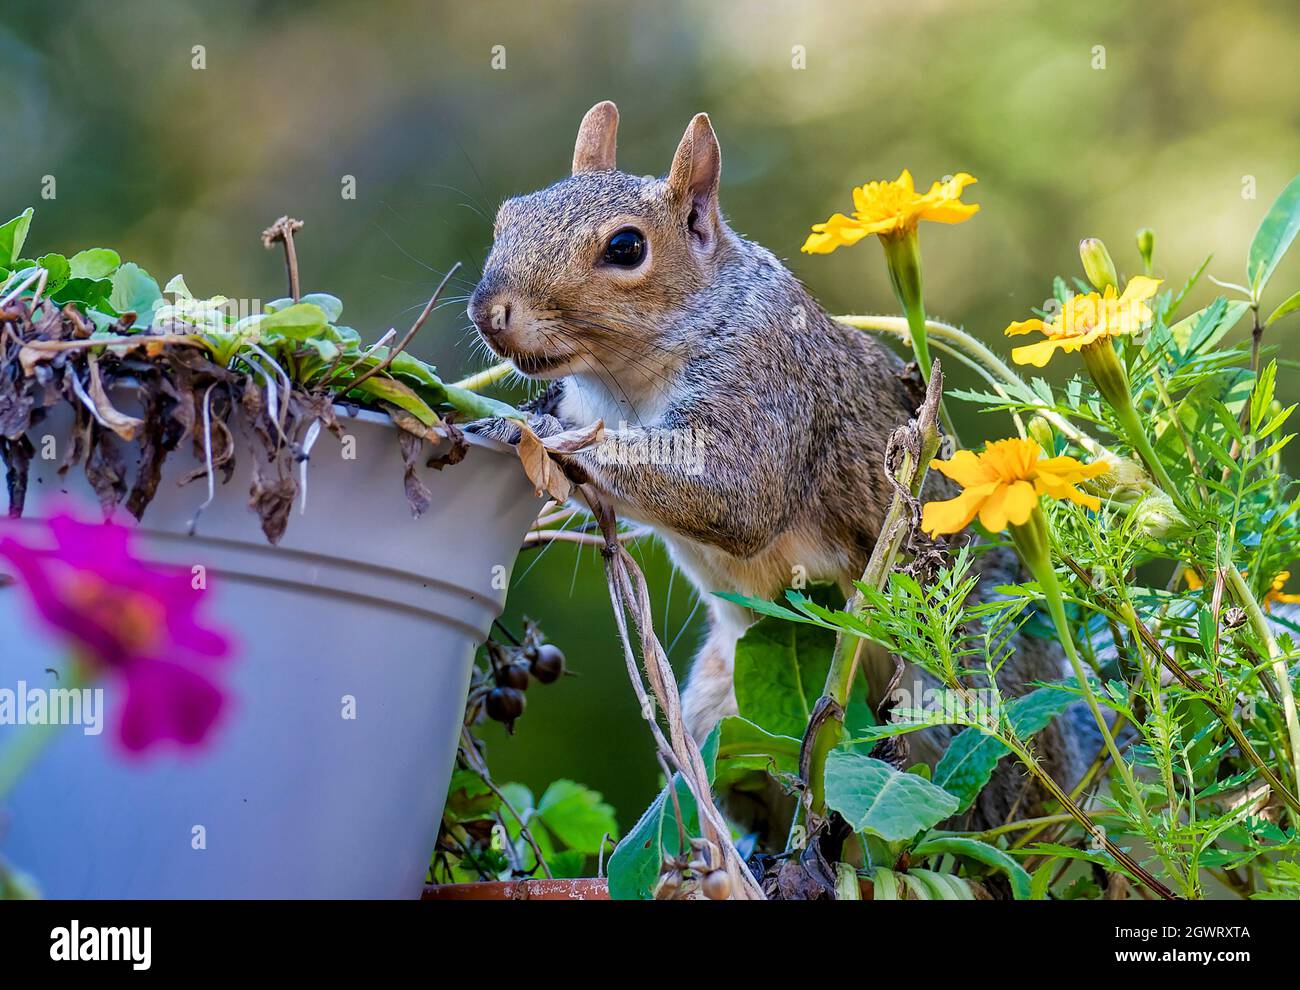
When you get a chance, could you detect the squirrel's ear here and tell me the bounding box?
[572,101,619,174]
[666,113,721,244]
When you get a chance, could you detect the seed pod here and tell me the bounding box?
[529,643,566,684]
[485,686,525,724]
[655,869,684,899]
[496,660,531,691]
[701,869,731,901]
[1223,606,1247,630]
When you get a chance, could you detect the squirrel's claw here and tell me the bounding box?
[465,413,567,445]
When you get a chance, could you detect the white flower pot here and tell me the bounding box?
[0,408,540,898]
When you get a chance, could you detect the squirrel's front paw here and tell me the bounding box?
[464,416,522,444]
[464,413,566,445]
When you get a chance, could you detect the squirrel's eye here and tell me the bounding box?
[602,228,646,268]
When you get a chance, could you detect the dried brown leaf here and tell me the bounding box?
[248,457,296,545]
[539,419,605,455]
[0,435,34,517]
[397,430,433,518]
[85,429,128,515]
[517,422,571,503]
[86,356,144,442]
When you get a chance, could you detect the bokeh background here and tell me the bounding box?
[4,0,1298,833]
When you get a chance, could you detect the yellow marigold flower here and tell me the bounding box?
[1183,568,1300,610]
[1004,276,1162,368]
[1268,571,1300,608]
[921,438,1108,536]
[801,170,979,253]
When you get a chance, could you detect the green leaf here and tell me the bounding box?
[441,383,524,422]
[546,850,588,879]
[298,292,344,322]
[905,869,976,900]
[606,791,668,900]
[0,208,33,267]
[163,273,192,298]
[52,276,115,312]
[714,715,800,789]
[1251,360,1278,433]
[1021,841,1128,875]
[535,779,618,854]
[339,375,440,427]
[257,302,328,338]
[912,834,1033,899]
[932,686,1077,813]
[442,769,499,823]
[1169,298,1249,354]
[1248,174,1300,296]
[871,867,904,900]
[823,751,959,842]
[109,262,163,327]
[1265,289,1300,327]
[733,609,838,737]
[36,253,70,294]
[68,248,121,280]
[713,591,820,624]
[732,585,872,739]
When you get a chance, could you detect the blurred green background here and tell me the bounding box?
[4,0,1298,833]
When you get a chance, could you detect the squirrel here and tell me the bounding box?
[467,102,1085,830]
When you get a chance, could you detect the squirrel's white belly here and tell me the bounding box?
[557,372,676,435]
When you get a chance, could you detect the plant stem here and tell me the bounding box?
[836,314,1113,461]
[0,716,60,802]
[880,233,932,385]
[451,362,515,392]
[804,362,944,816]
[1113,399,1182,506]
[0,666,86,802]
[1011,515,1152,837]
[1000,734,1177,899]
[1224,565,1300,795]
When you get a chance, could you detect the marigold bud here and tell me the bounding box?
[1088,453,1151,501]
[1027,416,1054,453]
[1079,237,1118,292]
[1136,227,1155,273]
[1132,492,1191,540]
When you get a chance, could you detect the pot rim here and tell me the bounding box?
[102,376,520,460]
[328,403,518,458]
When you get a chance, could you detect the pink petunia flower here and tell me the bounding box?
[0,508,234,752]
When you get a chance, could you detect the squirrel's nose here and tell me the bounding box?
[468,289,512,338]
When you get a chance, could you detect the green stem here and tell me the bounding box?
[879,234,961,445]
[1224,565,1300,795]
[0,666,87,802]
[451,362,515,392]
[1012,517,1151,833]
[836,314,1113,461]
[880,233,931,383]
[803,362,944,818]
[999,732,1177,899]
[1113,400,1182,506]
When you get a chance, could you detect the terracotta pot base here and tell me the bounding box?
[422,879,609,901]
